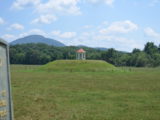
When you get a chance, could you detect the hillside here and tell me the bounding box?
[10,35,65,47]
[39,60,116,72]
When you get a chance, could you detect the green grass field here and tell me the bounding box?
[11,60,160,120]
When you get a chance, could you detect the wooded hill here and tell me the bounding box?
[10,42,160,67]
[10,35,65,47]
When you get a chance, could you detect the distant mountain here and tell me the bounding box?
[77,45,88,47]
[94,47,108,51]
[76,45,108,51]
[10,35,65,47]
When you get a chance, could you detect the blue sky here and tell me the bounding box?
[0,0,160,51]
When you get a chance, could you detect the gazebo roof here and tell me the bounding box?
[76,48,86,53]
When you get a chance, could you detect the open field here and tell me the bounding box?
[11,61,160,120]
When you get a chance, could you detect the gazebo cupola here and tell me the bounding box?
[76,48,86,60]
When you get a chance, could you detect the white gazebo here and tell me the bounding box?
[76,48,86,60]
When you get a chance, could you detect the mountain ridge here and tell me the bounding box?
[10,35,109,51]
[10,35,65,47]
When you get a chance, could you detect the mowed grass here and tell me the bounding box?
[11,61,160,120]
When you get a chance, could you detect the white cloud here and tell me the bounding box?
[11,0,116,27]
[100,20,138,34]
[36,0,81,15]
[11,0,81,26]
[31,14,57,24]
[96,36,143,50]
[12,0,81,15]
[12,0,40,9]
[64,20,141,51]
[144,27,160,44]
[86,0,114,6]
[150,0,160,6]
[104,0,114,6]
[2,29,47,42]
[2,34,16,42]
[19,29,47,38]
[9,23,24,30]
[29,29,47,35]
[52,30,61,36]
[0,17,5,25]
[60,32,77,39]
[144,27,160,38]
[83,25,93,29]
[52,30,77,39]
[79,31,142,51]
[11,0,115,19]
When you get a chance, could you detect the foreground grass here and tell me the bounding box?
[11,65,160,120]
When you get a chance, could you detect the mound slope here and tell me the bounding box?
[40,60,116,72]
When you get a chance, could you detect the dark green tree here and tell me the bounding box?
[144,42,158,55]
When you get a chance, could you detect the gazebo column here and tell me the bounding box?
[78,53,80,60]
[83,53,84,60]
[84,53,86,60]
[77,53,78,59]
[76,53,78,60]
[80,53,82,59]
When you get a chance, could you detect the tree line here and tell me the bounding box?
[9,42,160,67]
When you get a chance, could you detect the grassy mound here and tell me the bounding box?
[39,60,116,72]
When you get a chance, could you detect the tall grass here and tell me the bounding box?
[11,64,160,120]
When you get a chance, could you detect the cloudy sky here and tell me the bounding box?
[0,0,160,51]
